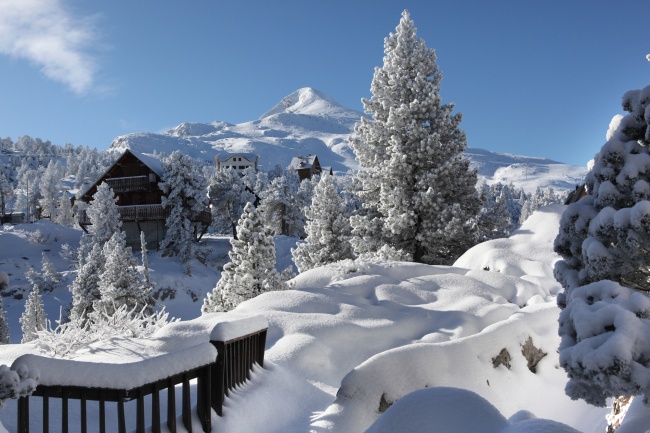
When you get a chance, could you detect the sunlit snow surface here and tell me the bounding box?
[0,205,637,432]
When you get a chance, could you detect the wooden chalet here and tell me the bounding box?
[77,149,211,250]
[289,154,323,180]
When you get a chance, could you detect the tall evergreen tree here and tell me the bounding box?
[69,243,103,323]
[13,165,41,221]
[140,230,153,293]
[208,168,253,235]
[259,169,306,238]
[350,10,480,264]
[202,203,286,313]
[38,160,64,220]
[159,151,209,266]
[0,296,9,344]
[0,172,13,218]
[86,182,122,247]
[54,191,75,227]
[95,231,152,316]
[554,84,650,406]
[292,175,354,272]
[20,285,47,343]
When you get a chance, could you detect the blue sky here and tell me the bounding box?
[0,0,649,166]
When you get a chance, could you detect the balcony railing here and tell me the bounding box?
[12,315,268,433]
[78,206,211,226]
[104,176,153,193]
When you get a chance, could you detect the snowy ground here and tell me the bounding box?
[0,206,646,431]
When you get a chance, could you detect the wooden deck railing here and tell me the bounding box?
[13,320,268,433]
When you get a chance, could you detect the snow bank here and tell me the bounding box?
[455,204,565,290]
[311,303,603,433]
[364,387,581,433]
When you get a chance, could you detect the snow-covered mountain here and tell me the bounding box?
[110,87,587,194]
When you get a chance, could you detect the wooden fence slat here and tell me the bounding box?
[17,396,28,433]
[118,398,126,433]
[42,394,49,433]
[62,397,68,433]
[152,382,161,433]
[182,374,192,433]
[167,379,176,433]
[99,400,105,433]
[80,393,87,433]
[136,390,145,433]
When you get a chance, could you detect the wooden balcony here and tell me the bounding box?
[78,205,211,226]
[104,176,153,193]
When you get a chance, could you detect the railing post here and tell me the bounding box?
[182,373,192,433]
[197,364,212,432]
[17,396,29,433]
[257,329,267,367]
[211,340,225,416]
[167,378,176,433]
[152,382,161,433]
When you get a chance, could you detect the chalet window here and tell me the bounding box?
[239,166,246,169]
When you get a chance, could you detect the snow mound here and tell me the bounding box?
[455,204,565,290]
[364,386,581,433]
[363,387,508,433]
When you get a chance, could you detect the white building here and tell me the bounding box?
[216,153,258,174]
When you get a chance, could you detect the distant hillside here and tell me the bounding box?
[109,87,587,194]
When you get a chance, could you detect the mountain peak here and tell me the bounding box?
[260,87,361,120]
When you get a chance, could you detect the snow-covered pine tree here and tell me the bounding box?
[40,252,60,292]
[554,84,650,406]
[54,191,75,227]
[258,169,306,238]
[140,230,153,293]
[38,160,64,220]
[292,174,354,272]
[0,296,9,344]
[13,166,41,222]
[20,285,47,343]
[350,10,480,265]
[69,242,103,324]
[86,182,122,247]
[242,166,268,199]
[202,202,286,313]
[95,231,152,317]
[0,172,13,217]
[208,168,253,235]
[159,151,209,266]
[476,183,512,242]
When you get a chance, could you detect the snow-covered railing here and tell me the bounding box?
[11,314,268,433]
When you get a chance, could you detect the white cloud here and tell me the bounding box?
[0,0,99,94]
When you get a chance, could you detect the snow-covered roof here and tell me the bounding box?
[128,149,164,177]
[217,152,258,163]
[289,155,318,169]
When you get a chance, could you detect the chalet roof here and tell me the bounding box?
[216,152,258,162]
[289,154,318,170]
[130,150,164,177]
[78,149,164,200]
